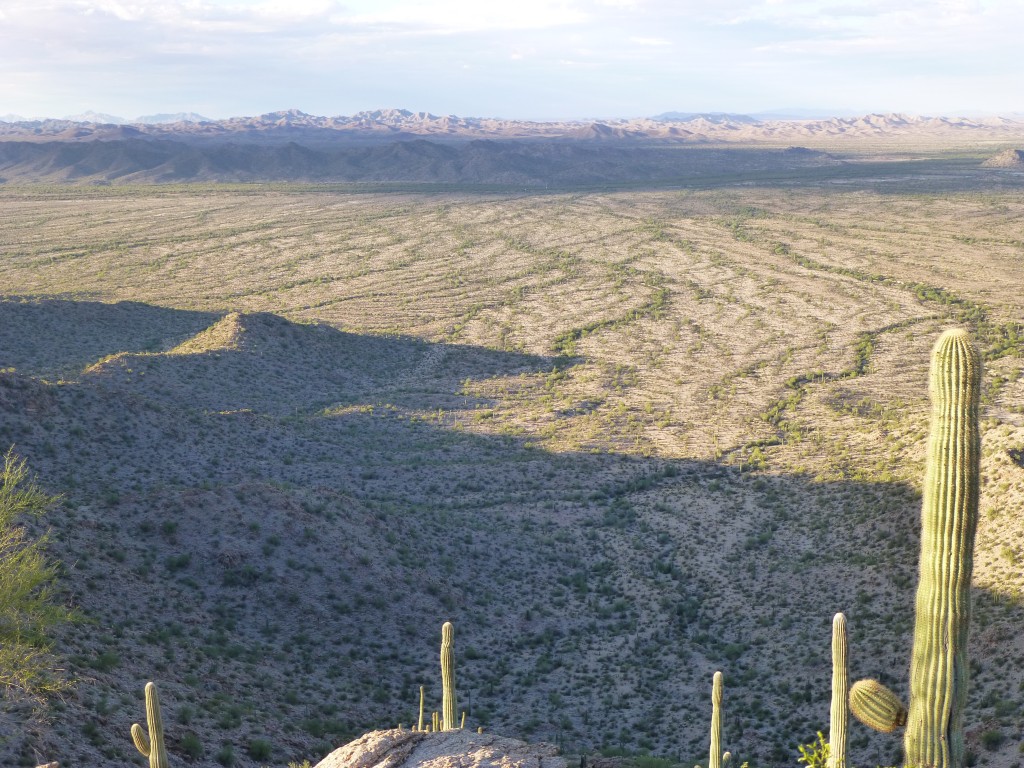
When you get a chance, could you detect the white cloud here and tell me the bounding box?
[0,0,1021,119]
[340,0,587,31]
[629,36,670,46]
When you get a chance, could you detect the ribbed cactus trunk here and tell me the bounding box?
[828,613,847,768]
[709,671,723,768]
[441,621,456,730]
[418,685,425,732]
[905,328,981,768]
[130,681,170,768]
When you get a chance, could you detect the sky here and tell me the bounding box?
[1,0,1021,121]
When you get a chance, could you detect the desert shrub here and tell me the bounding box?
[180,732,203,758]
[796,732,829,768]
[248,738,272,760]
[0,449,74,699]
[981,729,1005,750]
[215,743,235,766]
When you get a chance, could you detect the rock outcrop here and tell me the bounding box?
[981,148,1024,167]
[314,729,567,768]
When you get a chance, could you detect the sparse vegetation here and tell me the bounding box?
[0,152,1022,767]
[0,448,72,700]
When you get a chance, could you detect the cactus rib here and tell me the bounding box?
[709,671,723,768]
[828,613,848,768]
[905,328,981,768]
[441,621,456,730]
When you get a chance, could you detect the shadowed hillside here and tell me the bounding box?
[0,182,1023,768]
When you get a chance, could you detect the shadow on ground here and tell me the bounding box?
[0,299,1019,768]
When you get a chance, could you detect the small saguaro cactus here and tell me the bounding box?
[131,681,170,768]
[828,613,848,768]
[849,329,981,768]
[418,685,425,732]
[441,621,456,730]
[709,671,724,768]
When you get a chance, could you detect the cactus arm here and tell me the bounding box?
[905,329,981,768]
[709,671,723,768]
[850,679,907,733]
[441,622,456,731]
[828,613,848,768]
[131,723,151,756]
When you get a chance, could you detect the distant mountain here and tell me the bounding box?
[750,108,862,120]
[0,113,30,123]
[0,108,1019,148]
[135,112,212,124]
[62,110,129,124]
[0,109,1023,185]
[651,112,759,124]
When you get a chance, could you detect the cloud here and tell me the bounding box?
[0,0,1021,119]
[628,36,671,46]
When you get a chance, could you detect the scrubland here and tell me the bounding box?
[0,161,1023,767]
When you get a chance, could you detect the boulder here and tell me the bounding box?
[314,728,567,768]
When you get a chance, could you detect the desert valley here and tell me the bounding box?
[0,109,1023,768]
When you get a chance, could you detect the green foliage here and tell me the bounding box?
[180,732,203,759]
[0,448,73,700]
[552,284,669,356]
[797,732,830,768]
[215,743,235,767]
[247,738,272,760]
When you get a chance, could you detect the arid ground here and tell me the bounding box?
[1,150,1023,767]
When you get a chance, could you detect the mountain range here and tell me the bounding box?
[2,108,1024,146]
[1,108,1023,187]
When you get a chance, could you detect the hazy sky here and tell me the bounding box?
[2,0,1021,120]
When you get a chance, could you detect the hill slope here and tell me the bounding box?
[0,182,1023,768]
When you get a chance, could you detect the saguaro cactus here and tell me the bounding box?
[441,621,456,730]
[418,685,425,732]
[829,613,848,768]
[849,329,981,768]
[709,671,723,768]
[906,328,981,768]
[131,681,170,768]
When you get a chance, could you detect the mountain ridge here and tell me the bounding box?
[2,109,1023,146]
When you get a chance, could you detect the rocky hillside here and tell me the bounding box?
[0,180,1023,768]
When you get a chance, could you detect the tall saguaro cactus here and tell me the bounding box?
[441,621,456,730]
[709,671,724,768]
[906,328,981,768]
[849,329,981,768]
[828,613,848,768]
[131,681,170,768]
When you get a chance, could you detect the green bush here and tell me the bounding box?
[180,732,203,759]
[248,738,272,760]
[215,743,235,766]
[981,730,1005,751]
[0,449,74,699]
